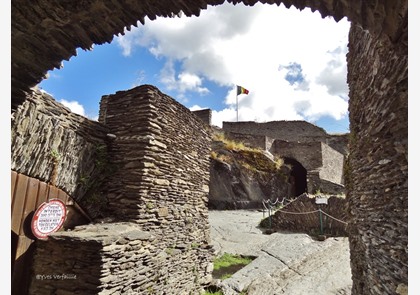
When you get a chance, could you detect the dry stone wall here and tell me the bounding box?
[223,120,328,143]
[307,172,345,196]
[11,0,408,294]
[224,132,268,150]
[319,142,345,185]
[11,90,110,218]
[326,134,349,155]
[224,122,347,195]
[270,194,348,237]
[346,23,408,294]
[271,140,323,172]
[192,108,212,125]
[30,85,214,294]
[30,222,213,295]
[98,85,212,226]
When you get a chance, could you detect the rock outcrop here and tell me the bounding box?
[209,134,291,209]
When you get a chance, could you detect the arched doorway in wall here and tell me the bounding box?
[283,157,307,197]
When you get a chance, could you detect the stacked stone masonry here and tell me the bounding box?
[30,223,213,295]
[192,108,212,126]
[12,0,407,294]
[11,90,110,218]
[271,194,348,237]
[29,85,214,294]
[223,121,328,143]
[11,0,407,110]
[346,23,408,295]
[224,121,347,194]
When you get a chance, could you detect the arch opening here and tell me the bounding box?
[11,1,408,294]
[35,3,351,135]
[283,157,307,197]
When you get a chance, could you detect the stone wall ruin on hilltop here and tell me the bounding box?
[11,0,408,294]
[223,121,347,195]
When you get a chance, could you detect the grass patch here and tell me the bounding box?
[212,132,261,153]
[213,253,253,271]
[220,273,232,280]
[202,291,223,295]
[212,253,254,281]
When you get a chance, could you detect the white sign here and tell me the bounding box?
[31,199,67,240]
[315,197,328,205]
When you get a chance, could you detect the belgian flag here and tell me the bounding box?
[237,85,249,95]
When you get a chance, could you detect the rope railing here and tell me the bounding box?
[319,209,348,225]
[276,209,320,215]
[277,208,348,225]
[262,197,348,235]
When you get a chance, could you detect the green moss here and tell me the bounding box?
[202,291,223,295]
[259,217,270,229]
[220,273,232,280]
[213,253,253,271]
[50,149,61,161]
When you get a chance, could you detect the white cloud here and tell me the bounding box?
[212,107,237,128]
[58,99,86,117]
[116,3,350,129]
[39,89,99,121]
[189,105,205,111]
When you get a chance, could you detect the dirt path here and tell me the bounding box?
[208,210,353,295]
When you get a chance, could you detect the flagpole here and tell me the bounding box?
[236,93,239,122]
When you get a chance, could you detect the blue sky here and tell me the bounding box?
[38,2,351,134]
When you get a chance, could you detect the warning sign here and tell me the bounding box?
[31,199,67,240]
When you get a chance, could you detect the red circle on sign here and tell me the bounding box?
[31,199,67,240]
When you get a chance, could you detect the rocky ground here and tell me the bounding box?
[208,210,353,295]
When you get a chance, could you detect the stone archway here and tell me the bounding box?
[11,1,408,294]
[283,157,307,197]
[11,1,407,110]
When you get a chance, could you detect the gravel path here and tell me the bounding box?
[209,210,353,295]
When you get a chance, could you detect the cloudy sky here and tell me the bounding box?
[39,2,351,133]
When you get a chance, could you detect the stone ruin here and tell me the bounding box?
[222,120,348,195]
[11,0,408,294]
[12,85,215,294]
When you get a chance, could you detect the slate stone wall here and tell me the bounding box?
[270,194,348,237]
[327,134,349,156]
[12,0,408,293]
[192,108,212,126]
[30,222,213,295]
[270,140,323,172]
[12,0,406,109]
[30,85,214,294]
[307,172,345,196]
[224,132,268,150]
[346,23,408,295]
[320,142,345,185]
[11,90,110,218]
[223,120,328,143]
[224,122,347,195]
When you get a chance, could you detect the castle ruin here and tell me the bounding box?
[223,120,348,196]
[11,1,407,294]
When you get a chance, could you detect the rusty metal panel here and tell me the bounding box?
[47,185,59,201]
[19,177,39,235]
[58,189,71,205]
[11,170,17,202]
[11,174,28,235]
[36,182,48,208]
